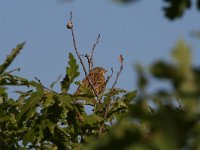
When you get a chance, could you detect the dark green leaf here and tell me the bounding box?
[197,0,200,9]
[0,42,25,74]
[163,0,191,20]
[22,129,35,146]
[61,53,80,93]
[123,90,137,103]
[17,92,42,124]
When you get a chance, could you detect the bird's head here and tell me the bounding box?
[91,67,107,75]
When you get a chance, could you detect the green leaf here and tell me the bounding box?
[171,39,197,95]
[50,75,62,89]
[17,92,42,124]
[198,0,200,9]
[22,129,35,146]
[0,87,7,101]
[43,93,55,108]
[0,72,30,87]
[171,39,191,69]
[57,94,73,109]
[163,0,191,20]
[123,90,137,103]
[0,42,25,74]
[61,53,80,93]
[83,114,104,125]
[43,119,56,135]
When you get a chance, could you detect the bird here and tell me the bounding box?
[74,67,107,96]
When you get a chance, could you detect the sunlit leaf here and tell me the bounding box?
[50,75,62,89]
[43,93,55,108]
[17,92,42,124]
[171,39,191,69]
[61,52,80,93]
[0,42,25,74]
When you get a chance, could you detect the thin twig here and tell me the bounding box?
[81,54,91,72]
[67,12,99,98]
[89,34,100,71]
[111,55,124,91]
[7,68,21,73]
[80,34,100,71]
[104,56,123,118]
[34,77,57,94]
[105,67,114,85]
[99,55,124,136]
[69,11,73,21]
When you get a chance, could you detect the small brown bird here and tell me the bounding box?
[74,67,107,96]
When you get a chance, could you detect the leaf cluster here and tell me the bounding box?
[1,39,200,149]
[114,0,200,20]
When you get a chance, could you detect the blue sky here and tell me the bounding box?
[0,0,200,94]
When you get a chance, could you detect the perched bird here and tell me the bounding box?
[74,67,107,96]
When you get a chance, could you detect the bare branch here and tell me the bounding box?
[89,34,100,71]
[84,54,91,72]
[67,12,99,98]
[99,55,124,136]
[105,67,114,85]
[104,55,124,116]
[7,68,21,74]
[111,54,124,91]
[79,54,90,71]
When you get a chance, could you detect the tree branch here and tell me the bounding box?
[99,55,124,136]
[67,12,99,98]
[89,34,100,71]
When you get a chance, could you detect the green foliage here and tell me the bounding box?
[0,42,25,74]
[163,0,191,20]
[113,0,200,20]
[61,52,80,93]
[198,0,200,9]
[1,38,200,149]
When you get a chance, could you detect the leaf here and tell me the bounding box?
[171,39,191,69]
[61,53,80,93]
[0,72,30,87]
[135,64,148,90]
[50,75,62,89]
[0,42,25,74]
[17,92,42,124]
[107,100,129,119]
[163,0,191,20]
[57,94,73,110]
[43,119,56,135]
[0,87,8,100]
[43,93,55,108]
[123,90,137,103]
[104,88,127,96]
[197,0,200,10]
[83,114,104,125]
[150,61,178,79]
[171,39,197,94]
[22,129,35,146]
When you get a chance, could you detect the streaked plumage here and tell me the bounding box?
[74,67,107,96]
